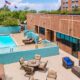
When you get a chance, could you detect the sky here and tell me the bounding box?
[0,0,61,11]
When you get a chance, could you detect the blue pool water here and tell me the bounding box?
[0,35,16,48]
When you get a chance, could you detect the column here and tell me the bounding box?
[45,29,48,39]
[54,31,57,42]
[78,51,80,60]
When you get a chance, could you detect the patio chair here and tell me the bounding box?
[62,57,74,69]
[23,65,34,75]
[0,64,5,80]
[30,76,34,80]
[46,69,57,80]
[19,57,27,69]
[30,76,38,80]
[38,38,42,44]
[34,54,41,61]
[38,61,48,71]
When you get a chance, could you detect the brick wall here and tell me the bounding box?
[79,0,80,5]
[61,0,63,11]
[58,42,72,54]
[27,14,80,38]
[68,0,72,11]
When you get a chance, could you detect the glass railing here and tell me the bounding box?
[0,42,57,54]
[0,45,35,54]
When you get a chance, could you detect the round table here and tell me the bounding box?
[27,60,40,67]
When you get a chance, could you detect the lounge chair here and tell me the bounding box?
[38,61,48,71]
[23,38,31,42]
[46,69,57,80]
[62,57,74,69]
[0,64,5,80]
[34,54,41,61]
[23,38,35,44]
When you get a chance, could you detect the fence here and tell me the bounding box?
[0,26,20,34]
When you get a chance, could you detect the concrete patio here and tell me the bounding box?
[4,49,79,80]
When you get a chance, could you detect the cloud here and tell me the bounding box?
[9,0,22,3]
[0,0,22,8]
[14,0,61,11]
[0,0,61,11]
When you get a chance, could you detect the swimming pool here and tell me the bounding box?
[0,26,20,34]
[0,35,16,48]
[0,35,59,64]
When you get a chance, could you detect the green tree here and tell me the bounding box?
[28,10,37,13]
[0,6,37,26]
[11,11,20,19]
[39,10,49,13]
[2,18,18,26]
[19,11,26,22]
[72,5,79,11]
[0,5,10,11]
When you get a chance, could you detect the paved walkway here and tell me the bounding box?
[10,32,45,52]
[10,32,24,46]
[4,49,79,80]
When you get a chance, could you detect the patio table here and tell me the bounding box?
[27,60,40,67]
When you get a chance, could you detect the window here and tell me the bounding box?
[56,32,80,50]
[61,34,65,39]
[39,27,45,35]
[65,35,70,41]
[56,32,61,38]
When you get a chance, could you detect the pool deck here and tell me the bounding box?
[10,32,57,52]
[10,32,36,51]
[4,49,79,80]
[10,32,24,46]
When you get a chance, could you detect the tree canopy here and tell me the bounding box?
[0,5,37,26]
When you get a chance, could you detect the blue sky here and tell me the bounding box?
[0,0,61,11]
[22,0,58,3]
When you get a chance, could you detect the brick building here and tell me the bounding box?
[61,0,80,11]
[26,13,80,59]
